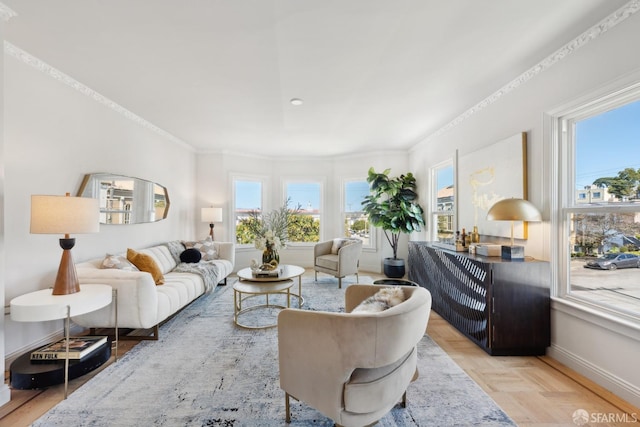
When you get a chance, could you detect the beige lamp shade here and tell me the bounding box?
[31,195,100,234]
[30,194,100,295]
[201,207,223,223]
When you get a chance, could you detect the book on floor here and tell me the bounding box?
[30,336,108,361]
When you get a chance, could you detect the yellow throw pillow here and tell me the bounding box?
[127,248,165,285]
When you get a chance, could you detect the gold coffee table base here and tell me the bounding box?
[233,279,294,329]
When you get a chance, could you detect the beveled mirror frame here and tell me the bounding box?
[77,173,170,224]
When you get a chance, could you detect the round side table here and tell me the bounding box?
[10,284,115,398]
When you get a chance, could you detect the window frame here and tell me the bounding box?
[231,173,268,250]
[550,78,640,324]
[282,178,324,247]
[342,178,376,250]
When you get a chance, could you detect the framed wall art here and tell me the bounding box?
[458,132,528,239]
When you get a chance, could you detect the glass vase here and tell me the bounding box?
[262,244,279,266]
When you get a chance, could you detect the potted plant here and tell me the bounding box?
[362,167,425,278]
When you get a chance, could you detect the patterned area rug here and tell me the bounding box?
[33,275,516,426]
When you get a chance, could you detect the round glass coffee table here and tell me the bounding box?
[236,264,305,308]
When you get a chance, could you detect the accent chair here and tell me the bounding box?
[313,238,362,288]
[277,284,432,427]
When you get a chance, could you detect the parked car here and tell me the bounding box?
[584,253,640,270]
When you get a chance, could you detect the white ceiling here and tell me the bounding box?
[2,0,631,157]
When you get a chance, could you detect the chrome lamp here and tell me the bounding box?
[201,207,223,240]
[31,193,100,295]
[486,198,541,260]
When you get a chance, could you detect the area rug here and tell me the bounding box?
[33,275,516,426]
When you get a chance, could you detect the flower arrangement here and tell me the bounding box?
[246,199,300,252]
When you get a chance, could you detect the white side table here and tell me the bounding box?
[10,284,116,398]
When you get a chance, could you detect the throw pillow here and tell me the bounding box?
[126,248,165,285]
[101,254,139,271]
[180,248,202,263]
[331,238,353,254]
[352,287,406,313]
[184,238,218,261]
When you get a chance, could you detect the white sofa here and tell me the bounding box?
[72,241,234,339]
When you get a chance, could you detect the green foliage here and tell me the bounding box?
[236,216,261,244]
[351,219,368,234]
[361,167,425,259]
[593,167,640,199]
[287,214,320,242]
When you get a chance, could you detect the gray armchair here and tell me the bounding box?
[278,284,432,427]
[313,238,362,288]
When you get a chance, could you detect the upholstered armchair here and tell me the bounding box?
[278,284,432,427]
[313,238,362,288]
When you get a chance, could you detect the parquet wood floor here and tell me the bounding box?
[1,272,638,426]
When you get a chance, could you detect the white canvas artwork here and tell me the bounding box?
[458,132,527,240]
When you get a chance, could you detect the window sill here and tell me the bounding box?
[551,296,640,341]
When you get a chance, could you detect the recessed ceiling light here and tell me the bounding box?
[290,98,303,106]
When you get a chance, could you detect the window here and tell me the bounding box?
[285,181,321,244]
[431,160,456,243]
[344,180,372,247]
[234,178,263,246]
[555,86,640,319]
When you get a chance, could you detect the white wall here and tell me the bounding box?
[2,52,198,360]
[408,11,640,406]
[195,150,411,274]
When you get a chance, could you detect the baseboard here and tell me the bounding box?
[547,343,640,409]
[4,323,85,367]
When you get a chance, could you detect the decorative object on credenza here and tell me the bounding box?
[486,198,541,260]
[31,193,100,295]
[201,207,223,240]
[361,167,425,278]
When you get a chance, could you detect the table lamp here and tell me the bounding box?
[201,207,223,240]
[486,198,541,260]
[31,193,100,295]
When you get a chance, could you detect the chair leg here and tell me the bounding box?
[401,390,407,408]
[285,392,291,423]
[355,272,359,282]
[315,271,318,281]
[338,277,342,289]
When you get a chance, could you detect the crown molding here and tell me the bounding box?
[411,0,640,152]
[3,41,195,152]
[0,3,16,22]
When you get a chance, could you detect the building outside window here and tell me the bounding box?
[432,161,455,242]
[555,88,640,319]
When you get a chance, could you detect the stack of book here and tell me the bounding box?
[30,336,107,362]
[252,268,281,278]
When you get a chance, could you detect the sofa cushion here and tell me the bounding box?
[101,254,139,271]
[127,248,165,285]
[184,238,218,261]
[180,248,202,263]
[344,348,417,414]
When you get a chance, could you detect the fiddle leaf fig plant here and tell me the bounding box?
[361,167,425,259]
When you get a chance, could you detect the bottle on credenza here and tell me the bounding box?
[461,228,466,247]
[471,226,480,243]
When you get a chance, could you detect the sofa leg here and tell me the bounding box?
[285,392,291,423]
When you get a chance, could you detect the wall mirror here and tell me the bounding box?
[77,173,170,224]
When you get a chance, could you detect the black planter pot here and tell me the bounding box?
[383,258,405,278]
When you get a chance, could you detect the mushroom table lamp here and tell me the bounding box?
[486,198,541,260]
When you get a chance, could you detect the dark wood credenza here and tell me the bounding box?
[408,242,550,356]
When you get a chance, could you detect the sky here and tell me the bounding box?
[575,99,640,188]
[235,180,370,212]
